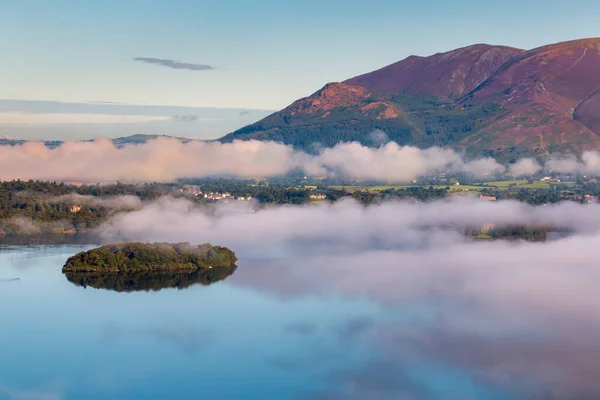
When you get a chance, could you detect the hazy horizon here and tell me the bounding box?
[0,99,274,141]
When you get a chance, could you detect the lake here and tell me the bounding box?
[0,238,596,399]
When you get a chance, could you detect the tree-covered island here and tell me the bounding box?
[62,242,237,273]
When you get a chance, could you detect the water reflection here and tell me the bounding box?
[226,242,600,399]
[2,237,600,399]
[64,265,237,292]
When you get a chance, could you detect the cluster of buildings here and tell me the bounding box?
[480,223,496,233]
[178,187,252,202]
[562,193,598,203]
[204,192,252,201]
[540,176,562,183]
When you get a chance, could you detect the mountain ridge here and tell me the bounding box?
[344,43,525,97]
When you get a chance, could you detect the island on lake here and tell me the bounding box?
[62,242,238,273]
[62,242,238,292]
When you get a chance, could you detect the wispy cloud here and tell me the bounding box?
[172,114,199,122]
[133,57,215,71]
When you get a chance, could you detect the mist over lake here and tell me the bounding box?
[2,202,599,400]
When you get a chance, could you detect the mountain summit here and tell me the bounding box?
[222,38,600,159]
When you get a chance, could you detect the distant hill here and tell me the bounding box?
[111,134,194,147]
[0,138,62,148]
[221,38,600,160]
[0,134,195,149]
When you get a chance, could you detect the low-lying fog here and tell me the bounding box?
[93,196,600,399]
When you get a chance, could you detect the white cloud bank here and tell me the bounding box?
[1,136,600,183]
[545,151,600,176]
[508,157,542,176]
[0,138,306,182]
[0,138,503,183]
[307,142,504,180]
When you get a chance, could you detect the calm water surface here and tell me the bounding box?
[0,239,580,399]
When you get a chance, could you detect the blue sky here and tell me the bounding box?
[1,0,599,139]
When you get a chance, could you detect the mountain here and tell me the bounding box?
[461,38,600,156]
[221,38,600,159]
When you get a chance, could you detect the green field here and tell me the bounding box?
[329,184,484,193]
[484,179,576,189]
[329,185,407,191]
[483,179,550,188]
[445,184,485,193]
[329,179,575,193]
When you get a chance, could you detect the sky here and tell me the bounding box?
[1,0,599,139]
